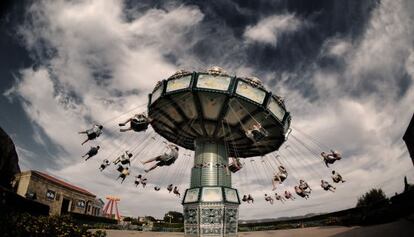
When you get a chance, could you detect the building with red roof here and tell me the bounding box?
[15,170,104,216]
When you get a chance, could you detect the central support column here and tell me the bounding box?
[183,139,240,237]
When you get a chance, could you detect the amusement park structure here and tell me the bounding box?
[147,67,291,236]
[81,66,343,237]
[103,196,121,221]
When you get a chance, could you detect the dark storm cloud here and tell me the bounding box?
[1,0,414,219]
[0,0,64,169]
[141,0,381,99]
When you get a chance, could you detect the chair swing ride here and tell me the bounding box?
[79,66,345,236]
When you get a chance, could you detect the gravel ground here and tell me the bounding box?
[93,219,414,237]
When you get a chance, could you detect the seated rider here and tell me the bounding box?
[321,150,342,167]
[272,165,288,190]
[264,194,274,205]
[117,167,130,183]
[82,146,100,161]
[119,113,150,132]
[245,123,268,142]
[167,184,173,193]
[99,159,110,171]
[134,175,141,187]
[154,186,161,191]
[134,175,147,187]
[331,150,342,160]
[142,144,179,173]
[173,186,181,198]
[284,190,295,200]
[299,179,312,194]
[79,124,103,145]
[228,157,243,173]
[321,180,336,192]
[331,170,346,183]
[113,151,133,166]
[275,192,286,203]
[242,195,248,202]
[295,186,309,199]
[248,194,254,203]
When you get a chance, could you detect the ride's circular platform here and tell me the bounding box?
[147,67,291,158]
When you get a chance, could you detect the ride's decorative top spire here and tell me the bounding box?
[207,66,228,76]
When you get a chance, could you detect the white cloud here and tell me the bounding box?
[7,0,414,220]
[244,14,304,46]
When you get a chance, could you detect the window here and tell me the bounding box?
[235,80,267,104]
[224,188,239,203]
[268,97,285,122]
[166,76,192,92]
[196,75,231,91]
[201,187,223,202]
[77,200,86,208]
[184,188,200,203]
[151,84,164,104]
[46,190,56,200]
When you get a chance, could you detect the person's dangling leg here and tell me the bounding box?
[145,164,158,173]
[142,156,160,164]
[82,138,89,145]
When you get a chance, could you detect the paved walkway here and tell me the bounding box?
[94,219,414,237]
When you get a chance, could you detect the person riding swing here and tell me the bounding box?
[245,123,268,143]
[321,180,336,192]
[272,166,288,190]
[167,184,173,193]
[142,144,179,173]
[264,194,274,205]
[135,175,147,188]
[284,190,295,200]
[275,192,286,203]
[113,151,133,166]
[295,186,309,199]
[117,167,130,183]
[242,194,254,204]
[79,124,103,145]
[228,157,243,173]
[321,150,342,168]
[173,186,181,197]
[99,159,110,171]
[331,170,346,183]
[299,179,312,194]
[82,146,100,161]
[119,113,151,132]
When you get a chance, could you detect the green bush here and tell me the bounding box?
[357,188,388,208]
[0,212,106,237]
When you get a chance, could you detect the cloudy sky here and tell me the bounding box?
[1,0,414,219]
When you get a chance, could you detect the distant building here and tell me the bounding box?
[15,170,103,216]
[403,113,414,166]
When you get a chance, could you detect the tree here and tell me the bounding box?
[163,211,184,223]
[356,188,388,207]
[123,216,132,222]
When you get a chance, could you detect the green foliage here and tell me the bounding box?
[123,216,132,222]
[356,188,388,207]
[0,212,106,237]
[145,215,156,222]
[163,211,183,223]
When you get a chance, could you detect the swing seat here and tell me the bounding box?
[246,127,268,142]
[116,165,124,173]
[252,129,267,141]
[131,120,149,132]
[228,163,242,173]
[120,159,130,165]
